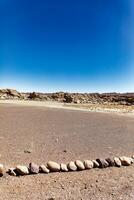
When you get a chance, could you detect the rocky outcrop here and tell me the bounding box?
[0,89,134,105]
[0,89,23,100]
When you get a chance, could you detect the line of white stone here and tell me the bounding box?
[0,156,133,177]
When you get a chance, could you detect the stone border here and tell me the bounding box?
[0,156,134,177]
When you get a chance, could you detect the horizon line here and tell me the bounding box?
[0,88,134,94]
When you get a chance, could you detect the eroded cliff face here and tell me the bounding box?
[0,89,134,105]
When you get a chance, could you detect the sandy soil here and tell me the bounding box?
[0,99,134,116]
[0,102,134,199]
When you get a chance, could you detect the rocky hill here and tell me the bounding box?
[0,89,134,106]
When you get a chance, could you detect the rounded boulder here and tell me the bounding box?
[47,161,60,172]
[16,165,29,175]
[75,160,85,170]
[84,160,94,169]
[67,161,77,171]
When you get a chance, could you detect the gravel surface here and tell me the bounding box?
[0,104,134,199]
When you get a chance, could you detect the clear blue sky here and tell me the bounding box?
[0,0,134,92]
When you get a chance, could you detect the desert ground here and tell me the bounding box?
[0,101,134,199]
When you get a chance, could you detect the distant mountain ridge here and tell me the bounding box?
[0,89,134,105]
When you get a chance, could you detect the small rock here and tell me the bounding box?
[67,161,77,171]
[92,160,99,168]
[84,160,94,169]
[106,158,115,167]
[8,168,17,176]
[114,157,121,167]
[96,159,109,168]
[29,163,39,174]
[47,161,60,172]
[60,163,68,172]
[0,164,4,176]
[24,150,31,154]
[119,156,133,166]
[16,165,29,175]
[75,160,85,170]
[39,165,50,173]
[55,138,59,143]
[2,173,8,179]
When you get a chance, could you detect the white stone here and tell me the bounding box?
[119,156,133,166]
[114,157,121,167]
[92,160,99,168]
[60,163,68,172]
[16,165,29,175]
[39,165,50,173]
[84,160,94,169]
[67,161,77,171]
[75,160,85,170]
[47,161,60,172]
[8,168,16,176]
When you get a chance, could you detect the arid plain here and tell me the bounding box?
[0,102,134,199]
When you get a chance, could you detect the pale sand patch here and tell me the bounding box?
[0,99,134,117]
[0,99,64,108]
